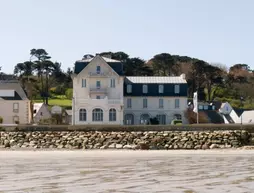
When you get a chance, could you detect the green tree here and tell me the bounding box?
[30,48,51,104]
[150,53,176,76]
[124,58,153,76]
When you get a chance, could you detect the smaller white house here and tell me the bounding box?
[240,110,254,124]
[33,103,51,123]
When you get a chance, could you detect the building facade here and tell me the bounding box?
[0,80,31,124]
[72,55,188,125]
[72,55,124,125]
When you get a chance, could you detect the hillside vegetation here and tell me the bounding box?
[0,49,253,109]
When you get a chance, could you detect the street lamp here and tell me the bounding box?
[240,96,244,127]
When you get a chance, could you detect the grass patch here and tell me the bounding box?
[34,99,71,107]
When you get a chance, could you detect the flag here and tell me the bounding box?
[193,91,198,113]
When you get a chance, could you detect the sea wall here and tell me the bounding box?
[0,130,253,150]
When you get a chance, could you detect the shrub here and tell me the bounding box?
[184,109,209,124]
[39,117,57,125]
[150,117,159,125]
[0,116,3,124]
[65,88,73,100]
[53,85,67,95]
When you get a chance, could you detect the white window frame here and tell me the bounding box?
[96,66,101,74]
[175,99,180,109]
[127,98,132,108]
[143,85,148,93]
[109,108,117,121]
[174,84,180,94]
[110,79,115,88]
[13,103,19,113]
[82,79,86,88]
[96,80,101,89]
[156,114,166,125]
[159,98,164,108]
[127,84,132,93]
[143,98,147,108]
[92,108,103,121]
[159,85,164,93]
[79,109,87,121]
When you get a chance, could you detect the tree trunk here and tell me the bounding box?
[40,73,45,104]
[45,71,49,105]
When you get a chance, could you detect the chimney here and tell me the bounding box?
[180,73,186,79]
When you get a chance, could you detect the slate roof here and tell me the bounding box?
[76,56,120,63]
[0,80,28,100]
[125,76,187,84]
[203,111,225,124]
[233,108,245,117]
[74,55,124,75]
[223,114,235,123]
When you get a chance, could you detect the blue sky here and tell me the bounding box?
[0,0,254,73]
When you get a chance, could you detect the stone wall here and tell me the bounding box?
[0,130,252,150]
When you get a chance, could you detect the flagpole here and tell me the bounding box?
[197,91,199,124]
[197,78,199,124]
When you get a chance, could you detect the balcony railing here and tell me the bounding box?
[89,87,107,93]
[77,98,124,105]
[89,72,108,77]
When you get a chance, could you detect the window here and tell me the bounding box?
[92,108,103,121]
[96,95,100,99]
[140,114,150,124]
[40,112,43,116]
[125,114,134,125]
[127,98,132,108]
[156,114,166,125]
[174,114,182,120]
[82,79,86,87]
[13,116,19,124]
[159,85,164,93]
[175,99,180,109]
[159,98,164,108]
[109,108,116,121]
[96,80,101,89]
[204,105,208,110]
[13,103,19,113]
[127,84,132,93]
[110,79,115,88]
[143,85,148,93]
[174,85,180,94]
[96,66,101,74]
[143,98,147,108]
[79,109,87,121]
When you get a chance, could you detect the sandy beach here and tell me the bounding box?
[1,150,254,193]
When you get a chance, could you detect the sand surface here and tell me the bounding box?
[0,150,254,193]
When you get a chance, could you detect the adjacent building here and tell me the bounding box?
[0,80,31,124]
[33,103,52,123]
[72,54,188,125]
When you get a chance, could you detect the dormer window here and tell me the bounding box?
[143,85,148,93]
[127,84,132,93]
[159,85,164,93]
[96,66,101,74]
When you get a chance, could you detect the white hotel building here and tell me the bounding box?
[72,55,188,125]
